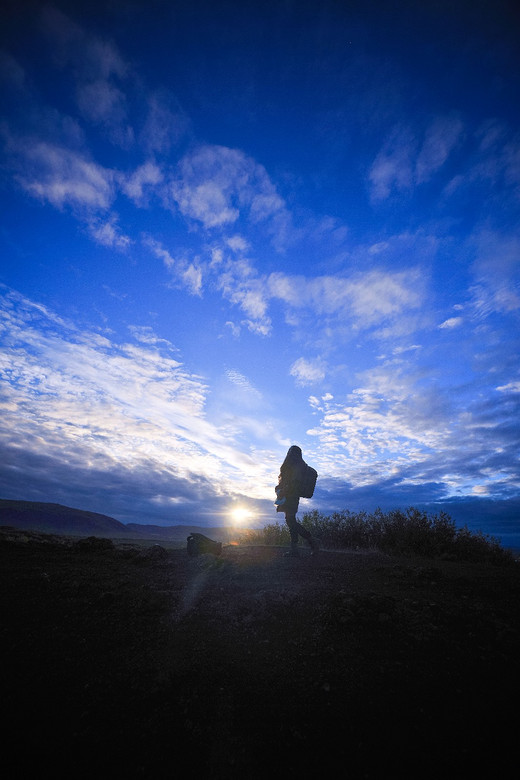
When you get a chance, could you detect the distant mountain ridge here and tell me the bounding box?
[0,499,231,542]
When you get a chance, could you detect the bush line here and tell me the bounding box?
[238,507,514,565]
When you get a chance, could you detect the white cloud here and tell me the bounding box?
[439,316,463,329]
[169,144,291,241]
[470,230,520,316]
[144,237,204,296]
[497,381,520,393]
[225,281,268,320]
[170,145,245,227]
[77,79,127,126]
[244,318,272,336]
[144,236,175,268]
[42,6,128,84]
[472,485,490,495]
[121,161,163,205]
[223,321,241,338]
[140,90,190,154]
[226,369,262,399]
[269,267,425,326]
[392,344,422,355]
[182,262,203,296]
[42,8,127,88]
[347,269,424,322]
[226,234,250,253]
[368,125,415,200]
[145,233,428,345]
[416,115,464,183]
[216,253,271,331]
[128,325,173,347]
[176,179,239,228]
[88,214,132,249]
[444,121,520,210]
[41,7,133,147]
[0,288,275,502]
[290,357,326,386]
[370,116,464,200]
[8,137,115,210]
[306,365,449,485]
[305,354,520,499]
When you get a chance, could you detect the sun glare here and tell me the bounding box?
[231,507,252,525]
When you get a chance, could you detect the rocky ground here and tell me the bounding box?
[1,526,519,778]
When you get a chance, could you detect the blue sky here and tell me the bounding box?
[1,0,519,545]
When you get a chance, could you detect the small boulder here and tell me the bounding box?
[187,533,222,557]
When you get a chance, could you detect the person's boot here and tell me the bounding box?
[284,542,299,557]
[309,536,320,555]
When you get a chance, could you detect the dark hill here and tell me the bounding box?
[0,499,127,536]
[0,499,231,541]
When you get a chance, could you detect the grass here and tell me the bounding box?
[238,507,515,565]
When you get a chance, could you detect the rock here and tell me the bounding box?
[74,536,115,551]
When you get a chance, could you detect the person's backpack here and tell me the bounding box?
[299,464,318,498]
[187,533,222,557]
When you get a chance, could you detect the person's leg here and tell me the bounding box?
[295,521,311,542]
[284,513,299,556]
[295,520,320,554]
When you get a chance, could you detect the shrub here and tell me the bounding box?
[241,507,513,565]
[238,522,290,547]
[451,526,511,565]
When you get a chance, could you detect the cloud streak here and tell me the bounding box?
[369,115,464,200]
[0,287,278,520]
[6,137,116,211]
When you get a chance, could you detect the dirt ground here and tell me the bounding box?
[1,527,519,778]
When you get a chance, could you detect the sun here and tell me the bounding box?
[231,507,252,525]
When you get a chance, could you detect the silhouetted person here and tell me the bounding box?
[275,445,319,557]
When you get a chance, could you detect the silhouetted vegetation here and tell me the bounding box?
[240,507,514,565]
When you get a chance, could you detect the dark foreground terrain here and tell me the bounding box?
[2,527,519,778]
